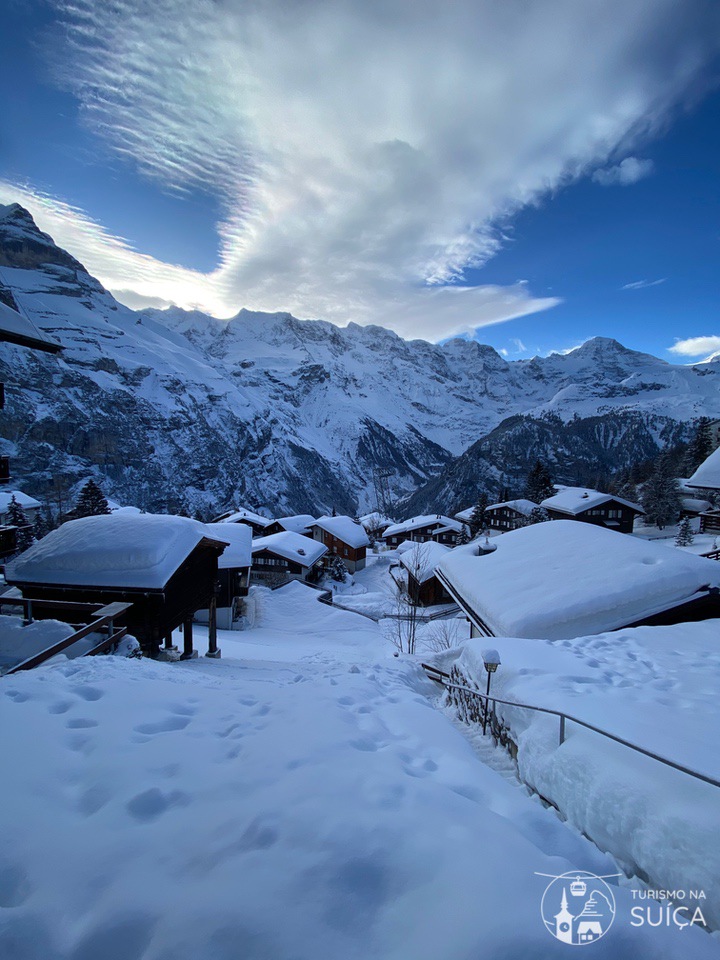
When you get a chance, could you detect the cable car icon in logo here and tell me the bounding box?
[537,870,620,945]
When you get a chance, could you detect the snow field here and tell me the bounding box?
[0,584,716,958]
[455,621,720,929]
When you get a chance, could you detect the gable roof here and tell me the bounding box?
[0,490,42,514]
[541,486,643,515]
[251,531,327,567]
[217,507,271,528]
[272,515,316,534]
[384,515,463,538]
[437,520,720,641]
[5,513,227,590]
[485,499,539,516]
[204,522,252,569]
[687,447,720,491]
[311,515,370,549]
[398,541,451,583]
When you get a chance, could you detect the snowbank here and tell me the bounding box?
[454,620,720,927]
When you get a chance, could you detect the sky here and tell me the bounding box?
[1,0,719,361]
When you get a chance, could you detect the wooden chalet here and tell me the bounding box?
[541,487,643,533]
[5,514,228,660]
[212,506,272,537]
[383,515,464,548]
[397,541,453,606]
[309,515,370,572]
[687,448,720,533]
[263,515,316,537]
[482,499,539,532]
[251,531,327,586]
[436,520,720,641]
[199,522,252,629]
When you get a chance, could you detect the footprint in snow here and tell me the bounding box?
[126,787,190,822]
[4,689,30,703]
[48,700,74,714]
[66,718,98,729]
[74,686,104,702]
[0,862,33,907]
[134,716,190,735]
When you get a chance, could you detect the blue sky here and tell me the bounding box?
[1,0,719,360]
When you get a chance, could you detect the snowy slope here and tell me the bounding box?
[1,202,719,517]
[0,584,715,958]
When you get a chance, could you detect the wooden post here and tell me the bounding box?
[164,630,177,651]
[181,617,197,660]
[206,594,221,658]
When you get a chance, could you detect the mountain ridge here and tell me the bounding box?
[0,203,717,518]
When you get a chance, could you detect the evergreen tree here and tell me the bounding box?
[523,506,551,526]
[524,460,555,504]
[675,516,694,547]
[74,479,111,519]
[456,524,470,545]
[642,452,682,530]
[326,553,348,583]
[33,510,50,541]
[6,495,35,554]
[685,417,713,475]
[469,492,489,538]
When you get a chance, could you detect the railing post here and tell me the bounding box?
[23,598,33,626]
[559,714,566,745]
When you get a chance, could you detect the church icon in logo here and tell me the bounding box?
[538,870,618,945]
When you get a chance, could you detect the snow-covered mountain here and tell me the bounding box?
[1,202,718,518]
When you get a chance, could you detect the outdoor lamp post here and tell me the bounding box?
[482,648,501,735]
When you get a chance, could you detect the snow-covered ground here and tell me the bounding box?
[1,583,717,958]
[451,621,720,929]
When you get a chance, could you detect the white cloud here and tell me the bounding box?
[592,156,655,186]
[668,335,720,357]
[622,278,666,290]
[7,0,719,340]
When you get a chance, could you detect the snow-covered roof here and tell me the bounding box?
[218,507,271,527]
[384,515,463,538]
[311,515,370,549]
[398,542,451,583]
[682,498,712,514]
[273,515,316,534]
[359,512,393,531]
[541,487,643,515]
[251,531,327,567]
[5,514,228,590]
[0,299,62,354]
[437,520,720,641]
[454,507,475,523]
[687,447,720,490]
[204,522,252,569]
[0,490,42,514]
[485,499,538,516]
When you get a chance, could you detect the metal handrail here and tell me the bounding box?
[421,664,720,790]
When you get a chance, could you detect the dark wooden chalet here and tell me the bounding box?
[251,531,328,586]
[383,515,464,548]
[541,487,643,534]
[482,499,539,532]
[263,515,316,537]
[5,514,228,659]
[398,542,454,607]
[309,516,370,572]
[199,522,252,629]
[211,506,272,537]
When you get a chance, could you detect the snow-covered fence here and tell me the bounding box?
[423,663,720,791]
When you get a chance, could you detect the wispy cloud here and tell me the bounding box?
[622,278,667,290]
[592,157,655,186]
[668,335,720,357]
[6,0,718,340]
